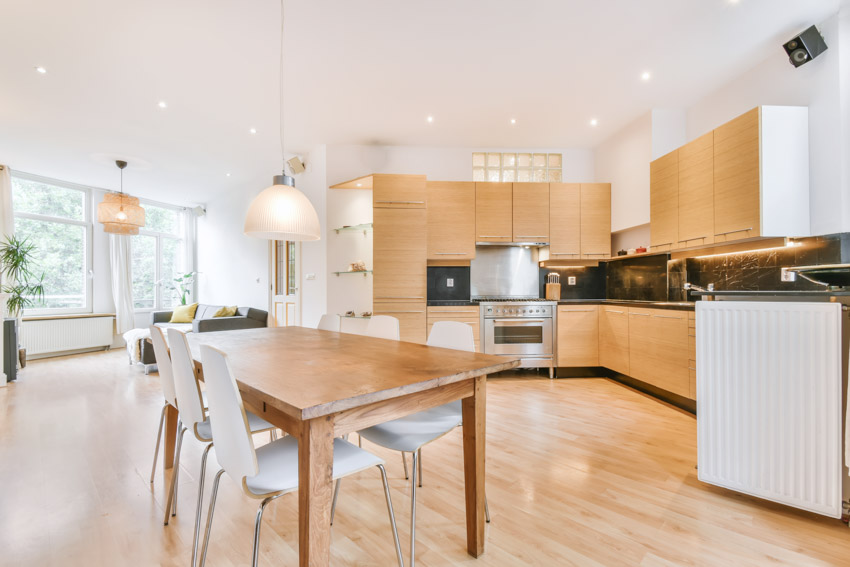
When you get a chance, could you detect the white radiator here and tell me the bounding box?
[20,316,114,356]
[696,301,843,518]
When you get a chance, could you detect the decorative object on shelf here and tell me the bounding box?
[361,311,372,317]
[345,310,355,317]
[627,248,636,255]
[333,223,372,235]
[635,245,647,254]
[97,160,146,235]
[617,249,627,256]
[243,0,320,242]
[348,260,367,272]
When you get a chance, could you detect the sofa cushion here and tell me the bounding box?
[170,302,199,323]
[213,305,238,317]
[195,304,224,320]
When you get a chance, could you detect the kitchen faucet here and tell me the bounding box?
[684,282,714,293]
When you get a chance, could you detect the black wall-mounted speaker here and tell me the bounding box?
[783,25,828,68]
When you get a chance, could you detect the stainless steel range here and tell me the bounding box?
[478,298,557,378]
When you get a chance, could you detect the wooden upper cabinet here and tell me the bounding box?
[713,108,760,241]
[373,207,426,301]
[649,150,679,251]
[512,183,550,242]
[427,181,475,259]
[475,182,513,242]
[372,174,427,208]
[580,183,611,259]
[549,183,581,258]
[678,132,715,247]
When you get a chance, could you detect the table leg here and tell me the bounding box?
[164,404,179,470]
[298,415,335,567]
[462,374,486,557]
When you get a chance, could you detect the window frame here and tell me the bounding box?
[132,200,186,313]
[10,172,93,316]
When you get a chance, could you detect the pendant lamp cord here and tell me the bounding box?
[279,0,286,174]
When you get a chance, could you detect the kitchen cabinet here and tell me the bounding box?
[713,108,760,241]
[580,184,611,259]
[475,182,513,243]
[557,306,599,366]
[649,150,679,252]
[372,174,427,209]
[678,132,714,247]
[373,207,426,343]
[598,306,629,375]
[549,183,581,259]
[426,305,480,352]
[512,183,550,242]
[427,181,475,260]
[628,307,690,398]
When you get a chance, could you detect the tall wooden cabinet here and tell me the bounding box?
[475,182,512,243]
[649,150,679,252]
[549,183,581,258]
[427,181,475,260]
[512,183,550,242]
[678,132,714,247]
[580,183,611,259]
[713,108,761,242]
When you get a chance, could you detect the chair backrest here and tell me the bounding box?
[166,328,206,429]
[200,344,259,482]
[317,313,341,332]
[427,320,475,353]
[149,325,178,407]
[366,315,400,341]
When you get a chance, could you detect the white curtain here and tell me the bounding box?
[181,208,196,302]
[0,165,12,244]
[109,234,135,334]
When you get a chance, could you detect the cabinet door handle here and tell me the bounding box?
[652,242,673,247]
[433,252,468,255]
[604,309,625,314]
[715,227,753,236]
[375,200,425,204]
[478,235,511,238]
[688,367,696,371]
[630,313,650,317]
[551,253,580,256]
[688,333,696,337]
[375,296,424,300]
[516,235,548,239]
[653,314,684,319]
[376,311,425,314]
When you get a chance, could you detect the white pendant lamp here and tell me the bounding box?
[97,160,146,235]
[243,0,320,241]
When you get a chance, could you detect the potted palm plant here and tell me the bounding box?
[1,235,45,375]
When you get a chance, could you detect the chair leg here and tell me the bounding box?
[402,452,409,480]
[198,469,225,567]
[417,448,423,488]
[377,464,404,567]
[410,450,419,567]
[163,424,186,525]
[270,429,278,442]
[330,478,342,525]
[252,496,276,567]
[485,495,491,523]
[149,403,167,484]
[191,443,214,567]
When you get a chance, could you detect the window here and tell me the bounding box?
[11,175,92,313]
[275,240,296,296]
[132,204,187,310]
[472,152,562,183]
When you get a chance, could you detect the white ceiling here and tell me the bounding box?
[0,0,841,205]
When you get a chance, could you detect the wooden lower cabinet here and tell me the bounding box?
[688,311,696,399]
[628,308,690,398]
[426,306,480,352]
[373,301,426,344]
[598,306,629,375]
[557,306,599,366]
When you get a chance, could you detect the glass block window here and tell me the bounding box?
[472,152,562,182]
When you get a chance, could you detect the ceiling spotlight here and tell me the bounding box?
[250,128,257,134]
[157,101,167,109]
[590,118,598,127]
[35,66,47,74]
[226,173,231,177]
[641,71,651,81]
[510,118,517,124]
[426,116,434,123]
[356,183,362,187]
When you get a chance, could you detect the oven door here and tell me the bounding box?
[484,318,553,356]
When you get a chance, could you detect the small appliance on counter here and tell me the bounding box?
[545,272,561,300]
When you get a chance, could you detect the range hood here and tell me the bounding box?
[476,241,549,247]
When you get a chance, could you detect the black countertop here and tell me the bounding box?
[690,290,850,297]
[426,299,696,310]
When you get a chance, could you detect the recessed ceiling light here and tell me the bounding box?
[157,101,167,109]
[35,66,47,74]
[641,71,651,81]
[226,173,231,177]
[510,118,516,124]
[590,118,598,127]
[356,183,362,187]
[426,116,434,123]
[249,128,257,134]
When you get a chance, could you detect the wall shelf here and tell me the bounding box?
[333,270,372,277]
[334,223,372,235]
[341,314,372,319]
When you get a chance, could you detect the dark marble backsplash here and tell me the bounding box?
[539,266,606,299]
[607,254,670,301]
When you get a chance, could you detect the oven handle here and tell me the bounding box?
[491,319,547,325]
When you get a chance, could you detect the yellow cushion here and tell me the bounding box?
[170,303,199,323]
[213,305,238,318]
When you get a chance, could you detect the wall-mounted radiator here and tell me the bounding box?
[696,301,844,518]
[20,315,114,357]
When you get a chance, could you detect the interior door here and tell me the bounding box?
[271,240,300,327]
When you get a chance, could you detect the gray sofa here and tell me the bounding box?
[140,305,268,368]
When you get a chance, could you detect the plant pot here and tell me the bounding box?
[18,347,26,369]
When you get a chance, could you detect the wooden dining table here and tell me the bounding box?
[161,326,519,567]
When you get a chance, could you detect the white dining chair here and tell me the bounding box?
[355,320,488,567]
[165,328,277,567]
[366,315,400,340]
[197,344,405,567]
[148,325,179,489]
[317,313,341,332]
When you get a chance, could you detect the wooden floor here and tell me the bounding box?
[1,351,849,566]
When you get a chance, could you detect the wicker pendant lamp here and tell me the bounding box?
[97,160,145,235]
[243,0,320,241]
